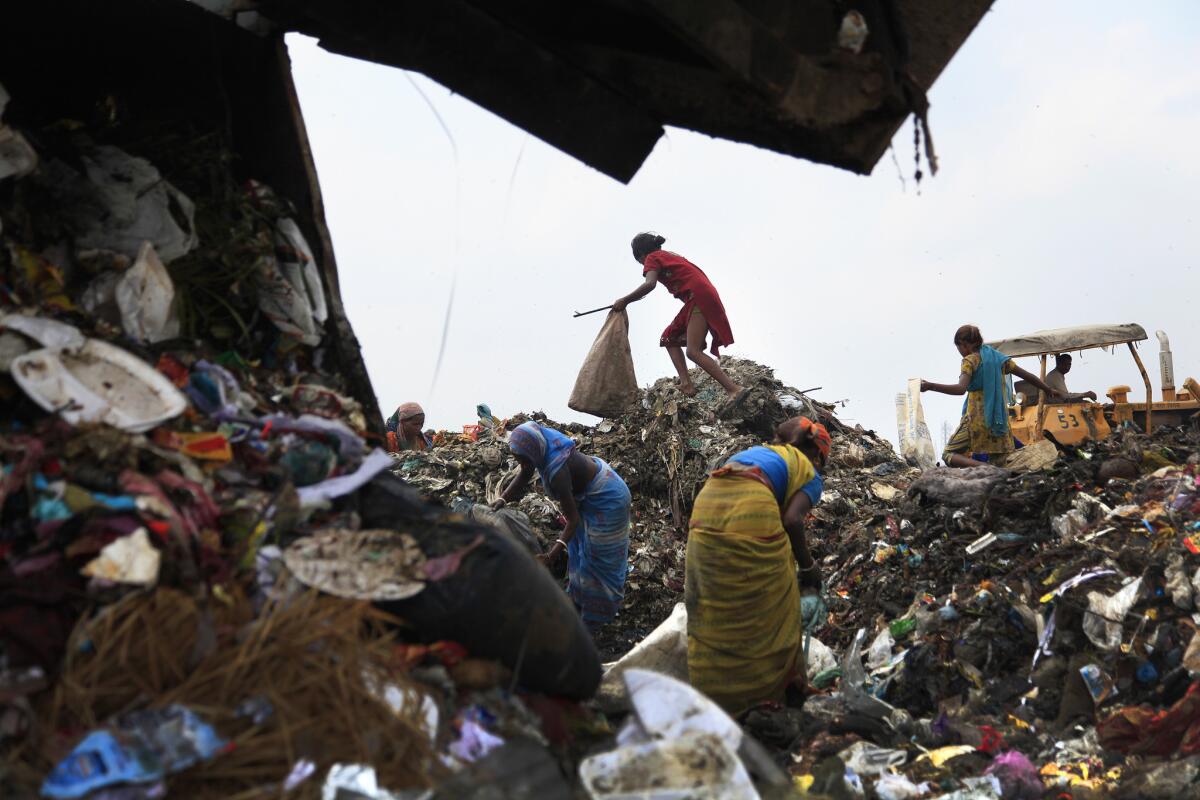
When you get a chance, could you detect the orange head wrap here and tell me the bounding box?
[776,416,831,462]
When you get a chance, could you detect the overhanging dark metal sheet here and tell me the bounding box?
[262,0,996,181]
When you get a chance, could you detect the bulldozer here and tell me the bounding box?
[988,324,1200,446]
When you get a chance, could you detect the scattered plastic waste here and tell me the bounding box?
[41,706,226,798]
[449,720,505,763]
[1083,577,1143,650]
[838,741,907,776]
[80,528,161,585]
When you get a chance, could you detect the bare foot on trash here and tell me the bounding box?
[678,382,698,397]
[718,387,751,417]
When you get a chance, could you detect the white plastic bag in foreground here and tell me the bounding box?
[580,669,759,800]
[897,378,937,469]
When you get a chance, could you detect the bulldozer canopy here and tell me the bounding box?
[988,324,1148,358]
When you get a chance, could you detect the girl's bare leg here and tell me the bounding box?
[666,345,697,395]
[685,311,742,396]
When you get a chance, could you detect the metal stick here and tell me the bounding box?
[572,305,614,318]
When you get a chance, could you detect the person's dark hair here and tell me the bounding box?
[1056,353,1072,365]
[631,232,666,261]
[793,430,825,468]
[953,324,984,349]
[773,417,829,469]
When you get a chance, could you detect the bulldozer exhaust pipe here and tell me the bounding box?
[1157,330,1175,401]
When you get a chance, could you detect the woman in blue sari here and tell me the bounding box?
[492,421,631,633]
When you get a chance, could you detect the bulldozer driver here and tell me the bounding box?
[1044,354,1098,403]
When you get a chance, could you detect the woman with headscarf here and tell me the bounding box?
[921,325,1062,467]
[386,402,432,452]
[491,421,631,633]
[612,232,747,404]
[685,416,831,715]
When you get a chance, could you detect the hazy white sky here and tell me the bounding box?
[287,2,1199,450]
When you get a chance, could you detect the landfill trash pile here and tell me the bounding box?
[756,423,1200,798]
[10,70,1200,800]
[0,80,613,799]
[394,357,904,658]
[397,341,1200,797]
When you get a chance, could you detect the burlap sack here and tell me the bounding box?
[568,310,639,418]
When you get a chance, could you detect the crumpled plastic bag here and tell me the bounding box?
[1082,577,1142,651]
[597,603,688,712]
[805,636,838,680]
[1051,492,1112,539]
[866,628,895,671]
[75,145,198,263]
[115,243,180,343]
[0,81,38,182]
[256,217,327,347]
[932,776,1002,800]
[321,764,406,800]
[0,125,37,182]
[985,751,1044,800]
[875,773,931,800]
[1166,552,1193,610]
[81,528,161,585]
[801,592,828,632]
[449,720,505,763]
[838,740,907,776]
[840,627,897,720]
[897,378,937,469]
[275,218,327,324]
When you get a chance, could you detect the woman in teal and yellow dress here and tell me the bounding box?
[921,324,1062,467]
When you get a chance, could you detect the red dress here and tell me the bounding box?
[643,251,735,356]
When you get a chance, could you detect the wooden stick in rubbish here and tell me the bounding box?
[573,305,613,318]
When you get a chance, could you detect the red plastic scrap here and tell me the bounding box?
[1098,680,1200,756]
[423,535,486,582]
[155,354,190,388]
[977,724,1006,755]
[394,640,468,669]
[145,520,172,541]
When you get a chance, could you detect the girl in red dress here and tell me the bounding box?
[613,233,746,400]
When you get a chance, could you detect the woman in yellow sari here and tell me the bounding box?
[685,416,830,715]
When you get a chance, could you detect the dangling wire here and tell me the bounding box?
[913,116,924,190]
[403,72,461,398]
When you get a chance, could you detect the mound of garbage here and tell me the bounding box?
[394,357,903,658]
[769,423,1200,799]
[0,77,609,799]
[394,350,1200,798]
[8,67,1200,799]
